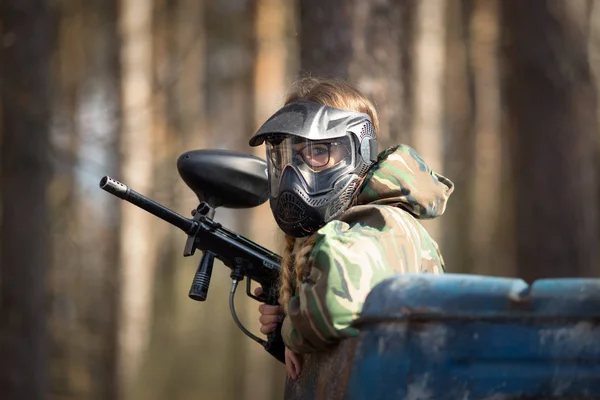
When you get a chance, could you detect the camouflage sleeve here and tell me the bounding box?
[282,205,432,353]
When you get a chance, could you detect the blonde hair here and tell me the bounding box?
[278,76,380,313]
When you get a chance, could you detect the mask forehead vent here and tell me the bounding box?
[358,121,375,141]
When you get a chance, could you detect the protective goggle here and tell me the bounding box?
[266,135,356,195]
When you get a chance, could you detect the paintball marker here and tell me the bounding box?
[99,149,285,363]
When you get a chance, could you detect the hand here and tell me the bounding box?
[285,347,302,380]
[255,287,283,335]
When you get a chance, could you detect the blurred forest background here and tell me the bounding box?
[1,0,600,399]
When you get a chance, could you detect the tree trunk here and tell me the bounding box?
[75,1,122,398]
[49,0,122,397]
[299,0,415,149]
[118,1,158,398]
[468,0,506,277]
[47,0,85,397]
[0,0,53,398]
[298,1,353,79]
[348,1,415,147]
[411,0,447,242]
[590,0,600,259]
[501,0,598,281]
[441,0,476,274]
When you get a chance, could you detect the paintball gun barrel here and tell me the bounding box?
[99,149,285,363]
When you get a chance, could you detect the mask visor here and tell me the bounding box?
[266,135,355,195]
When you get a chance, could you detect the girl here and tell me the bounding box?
[250,77,454,380]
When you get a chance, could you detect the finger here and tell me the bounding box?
[290,352,302,377]
[254,287,263,297]
[259,323,277,335]
[259,314,280,325]
[258,304,282,316]
[285,354,297,381]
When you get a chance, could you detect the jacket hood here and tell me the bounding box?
[356,145,454,219]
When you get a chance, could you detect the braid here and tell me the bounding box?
[278,234,297,314]
[294,234,318,286]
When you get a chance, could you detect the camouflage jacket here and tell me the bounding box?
[281,144,454,353]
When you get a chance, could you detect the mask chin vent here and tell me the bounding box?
[277,191,307,223]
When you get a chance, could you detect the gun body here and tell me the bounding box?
[193,216,281,287]
[99,150,286,363]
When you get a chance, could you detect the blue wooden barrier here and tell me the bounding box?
[347,274,600,400]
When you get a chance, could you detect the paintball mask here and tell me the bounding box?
[249,101,378,237]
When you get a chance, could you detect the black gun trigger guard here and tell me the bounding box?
[246,279,266,302]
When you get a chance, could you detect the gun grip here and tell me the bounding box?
[265,324,285,364]
[263,286,285,364]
